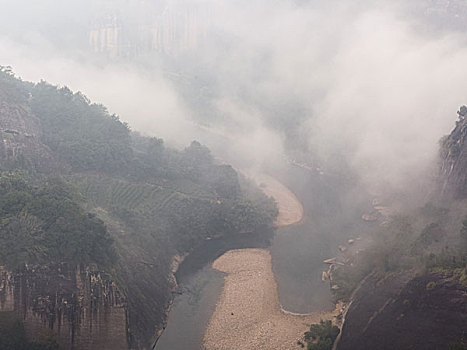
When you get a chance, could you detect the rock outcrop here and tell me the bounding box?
[337,272,467,350]
[336,111,467,350]
[89,0,212,58]
[0,264,127,350]
[439,110,467,199]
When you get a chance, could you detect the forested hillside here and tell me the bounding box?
[0,66,277,349]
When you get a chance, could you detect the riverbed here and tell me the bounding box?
[155,231,273,350]
[203,248,339,350]
[156,165,366,349]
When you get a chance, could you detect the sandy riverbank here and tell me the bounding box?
[250,173,304,226]
[203,249,338,350]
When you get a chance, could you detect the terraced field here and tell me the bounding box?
[72,175,216,214]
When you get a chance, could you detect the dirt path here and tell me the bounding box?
[203,249,337,350]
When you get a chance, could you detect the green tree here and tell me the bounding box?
[304,320,340,350]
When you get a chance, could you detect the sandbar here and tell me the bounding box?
[203,249,337,350]
[252,173,304,226]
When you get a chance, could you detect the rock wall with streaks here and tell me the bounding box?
[439,110,467,199]
[0,264,128,350]
[89,0,212,58]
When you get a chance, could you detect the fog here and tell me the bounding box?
[1,0,467,195]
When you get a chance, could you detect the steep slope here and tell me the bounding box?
[335,111,467,350]
[0,86,64,173]
[440,108,467,199]
[337,272,467,350]
[0,67,277,349]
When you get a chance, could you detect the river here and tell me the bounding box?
[156,165,369,350]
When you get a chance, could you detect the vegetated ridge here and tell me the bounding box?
[0,66,277,350]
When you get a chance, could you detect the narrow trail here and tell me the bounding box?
[203,174,337,350]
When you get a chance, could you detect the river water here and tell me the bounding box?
[154,265,224,350]
[155,230,273,350]
[156,166,369,350]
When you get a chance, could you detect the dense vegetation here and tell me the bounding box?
[0,171,115,269]
[0,66,30,103]
[0,67,277,348]
[298,320,340,350]
[0,67,277,265]
[30,82,133,173]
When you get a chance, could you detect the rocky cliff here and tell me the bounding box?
[439,108,467,199]
[335,111,467,350]
[337,272,467,350]
[89,0,212,58]
[0,265,127,350]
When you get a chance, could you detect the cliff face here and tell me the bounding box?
[335,112,467,350]
[89,1,212,58]
[0,265,127,350]
[337,272,467,350]
[439,112,467,199]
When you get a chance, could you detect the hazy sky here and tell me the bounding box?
[1,0,466,194]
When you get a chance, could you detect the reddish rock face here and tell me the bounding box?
[0,264,128,350]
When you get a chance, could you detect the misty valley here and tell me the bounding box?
[0,1,467,350]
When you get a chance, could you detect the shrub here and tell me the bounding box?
[303,320,340,350]
[426,281,436,291]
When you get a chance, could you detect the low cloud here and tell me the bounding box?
[1,0,467,194]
